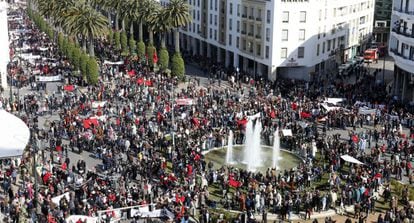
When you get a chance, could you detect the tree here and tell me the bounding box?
[171,52,185,79]
[120,30,128,53]
[64,3,108,57]
[129,36,136,55]
[163,0,191,53]
[137,41,146,61]
[107,29,113,45]
[146,45,156,67]
[114,31,121,50]
[80,52,89,78]
[72,47,82,70]
[87,57,99,85]
[158,48,169,71]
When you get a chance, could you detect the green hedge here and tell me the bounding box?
[107,29,113,45]
[158,48,169,71]
[171,52,185,79]
[129,37,136,55]
[120,31,128,53]
[146,45,156,67]
[114,31,121,50]
[137,41,145,61]
[87,57,99,85]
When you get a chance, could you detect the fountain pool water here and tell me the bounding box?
[225,130,234,164]
[204,145,301,173]
[273,128,280,169]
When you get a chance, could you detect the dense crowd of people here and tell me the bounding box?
[1,6,414,223]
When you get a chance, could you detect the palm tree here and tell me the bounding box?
[65,3,108,56]
[163,0,192,53]
[141,0,158,45]
[123,0,142,37]
[150,5,171,48]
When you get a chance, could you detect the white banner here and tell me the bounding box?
[36,75,62,82]
[92,101,107,109]
[65,215,97,223]
[103,60,124,65]
[51,192,70,206]
[130,207,174,219]
[175,98,193,106]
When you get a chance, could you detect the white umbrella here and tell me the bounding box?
[340,155,364,165]
[0,110,30,158]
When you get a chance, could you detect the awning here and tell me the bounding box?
[340,154,364,165]
[0,110,30,158]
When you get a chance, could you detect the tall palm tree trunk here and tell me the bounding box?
[107,11,111,28]
[115,13,119,31]
[149,30,154,45]
[161,33,166,49]
[122,19,126,31]
[88,35,95,57]
[130,23,134,37]
[82,37,87,52]
[174,29,180,53]
[138,22,143,42]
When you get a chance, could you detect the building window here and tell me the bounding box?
[230,3,233,14]
[214,0,217,10]
[282,29,288,41]
[214,15,217,25]
[257,9,262,20]
[282,11,289,23]
[298,47,304,58]
[229,19,232,30]
[197,11,200,20]
[266,10,271,23]
[210,28,212,38]
[281,48,287,58]
[210,0,212,10]
[197,24,199,33]
[209,14,212,25]
[237,21,240,32]
[237,4,240,16]
[332,38,336,50]
[265,46,269,58]
[300,11,306,23]
[229,34,232,45]
[299,29,305,40]
[236,37,240,48]
[316,44,320,56]
[266,28,270,41]
[197,0,200,6]
[322,42,325,53]
[257,44,261,56]
[327,40,331,51]
[214,30,217,40]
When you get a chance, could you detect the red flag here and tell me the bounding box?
[83,118,99,129]
[228,174,242,188]
[300,112,311,119]
[127,69,136,77]
[62,162,67,171]
[145,80,152,87]
[153,51,158,64]
[373,173,382,179]
[137,78,144,85]
[270,109,276,119]
[192,118,200,127]
[291,103,297,110]
[63,85,75,92]
[237,118,248,127]
[352,135,359,143]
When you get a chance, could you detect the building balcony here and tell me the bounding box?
[392,27,414,38]
[255,34,261,39]
[248,32,253,36]
[242,14,247,18]
[241,30,247,35]
[393,7,414,15]
[248,16,254,20]
[256,17,262,22]
[389,47,414,72]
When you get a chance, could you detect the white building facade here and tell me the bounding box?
[161,0,375,81]
[389,0,414,102]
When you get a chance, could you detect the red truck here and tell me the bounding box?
[363,48,379,63]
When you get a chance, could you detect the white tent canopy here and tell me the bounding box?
[340,154,364,165]
[0,109,30,158]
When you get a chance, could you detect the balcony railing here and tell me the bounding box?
[390,48,409,59]
[392,27,414,38]
[241,14,247,18]
[256,17,262,21]
[241,30,247,34]
[255,34,261,39]
[248,32,253,36]
[393,7,414,15]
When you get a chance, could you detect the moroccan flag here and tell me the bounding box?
[137,77,144,85]
[291,102,297,110]
[352,135,359,143]
[237,118,248,127]
[63,85,75,92]
[300,112,311,119]
[153,51,158,64]
[228,174,242,188]
[270,109,276,119]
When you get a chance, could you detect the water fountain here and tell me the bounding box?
[226,130,234,164]
[243,119,254,165]
[272,128,280,169]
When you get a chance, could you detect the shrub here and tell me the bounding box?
[120,31,128,53]
[171,52,185,79]
[158,48,169,71]
[72,47,82,70]
[87,57,99,85]
[107,29,113,45]
[137,41,145,61]
[146,45,156,67]
[114,31,121,50]
[129,37,136,55]
[80,53,89,78]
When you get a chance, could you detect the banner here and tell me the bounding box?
[130,207,174,219]
[36,75,62,82]
[103,60,124,65]
[91,101,107,109]
[51,192,70,206]
[65,215,97,223]
[175,98,193,106]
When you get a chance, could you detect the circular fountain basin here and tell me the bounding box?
[203,145,302,173]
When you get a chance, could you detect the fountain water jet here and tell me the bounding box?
[244,118,262,171]
[226,130,234,164]
[272,128,280,169]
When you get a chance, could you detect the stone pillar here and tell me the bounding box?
[192,38,197,55]
[207,43,211,58]
[199,40,204,56]
[233,53,239,68]
[225,51,230,67]
[402,71,407,101]
[242,57,248,71]
[217,48,222,63]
